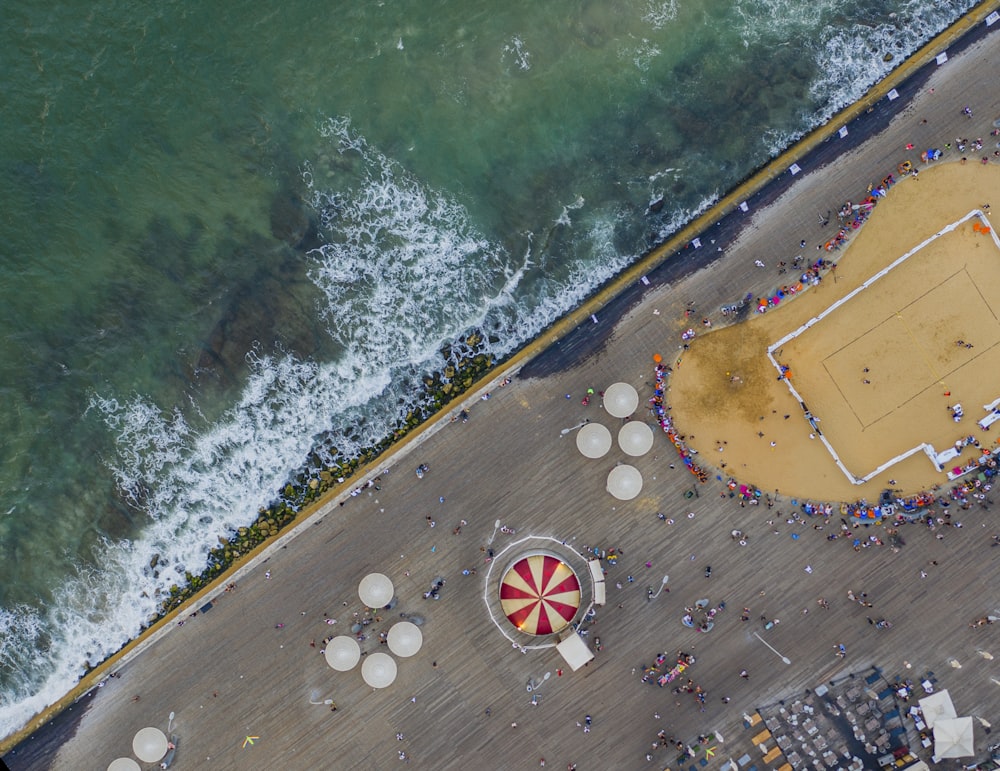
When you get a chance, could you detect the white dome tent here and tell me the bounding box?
[603,382,639,418]
[576,422,613,458]
[606,464,643,500]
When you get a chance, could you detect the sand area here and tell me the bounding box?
[670,162,1000,502]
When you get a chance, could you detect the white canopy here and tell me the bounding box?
[933,716,975,758]
[358,572,394,608]
[618,421,654,456]
[324,635,361,671]
[107,759,141,771]
[387,621,423,658]
[603,382,639,418]
[607,464,642,500]
[361,651,398,688]
[556,632,594,671]
[919,689,957,728]
[576,422,612,458]
[132,726,168,763]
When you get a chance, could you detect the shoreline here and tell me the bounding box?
[5,0,1000,757]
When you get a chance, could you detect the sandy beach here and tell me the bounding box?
[671,163,1000,502]
[6,7,1000,771]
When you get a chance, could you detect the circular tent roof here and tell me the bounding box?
[361,651,398,688]
[132,726,168,763]
[603,382,639,418]
[358,572,394,608]
[607,464,643,500]
[499,552,581,636]
[618,421,654,457]
[387,621,423,657]
[107,759,141,771]
[576,422,613,458]
[324,635,361,671]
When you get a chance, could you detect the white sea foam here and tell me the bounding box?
[555,196,585,226]
[502,35,532,71]
[642,0,679,29]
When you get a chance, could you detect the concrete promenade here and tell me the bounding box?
[6,7,1000,771]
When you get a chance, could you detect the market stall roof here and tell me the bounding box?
[324,635,361,671]
[919,689,957,728]
[576,422,612,458]
[603,382,638,418]
[556,631,594,671]
[358,572,394,608]
[361,651,398,688]
[132,726,168,763]
[386,621,423,658]
[618,420,654,456]
[500,553,581,636]
[607,464,642,500]
[933,715,975,758]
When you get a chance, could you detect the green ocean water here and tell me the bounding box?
[0,0,976,741]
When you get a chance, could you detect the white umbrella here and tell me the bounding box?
[361,651,398,688]
[132,726,168,763]
[618,421,654,456]
[603,382,639,418]
[387,621,423,658]
[358,572,394,608]
[933,716,975,758]
[576,423,613,458]
[107,759,141,771]
[919,689,957,728]
[607,464,643,500]
[324,635,361,671]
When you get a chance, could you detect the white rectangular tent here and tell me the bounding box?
[918,689,956,728]
[556,631,594,671]
[933,716,975,759]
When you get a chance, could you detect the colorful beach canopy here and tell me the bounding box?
[499,553,581,636]
[607,464,643,500]
[618,420,654,456]
[358,572,394,608]
[603,382,639,418]
[576,422,613,458]
[132,726,168,763]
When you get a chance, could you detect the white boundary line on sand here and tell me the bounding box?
[766,209,1000,486]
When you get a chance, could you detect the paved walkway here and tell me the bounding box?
[7,13,1000,771]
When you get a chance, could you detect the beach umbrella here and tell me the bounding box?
[607,464,643,500]
[358,572,394,608]
[933,716,975,758]
[107,759,141,771]
[324,635,361,671]
[500,552,581,636]
[132,726,168,763]
[919,689,957,728]
[618,421,654,456]
[387,621,423,658]
[361,652,398,688]
[576,422,612,458]
[603,382,639,418]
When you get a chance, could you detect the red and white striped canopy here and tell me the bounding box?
[499,553,581,636]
